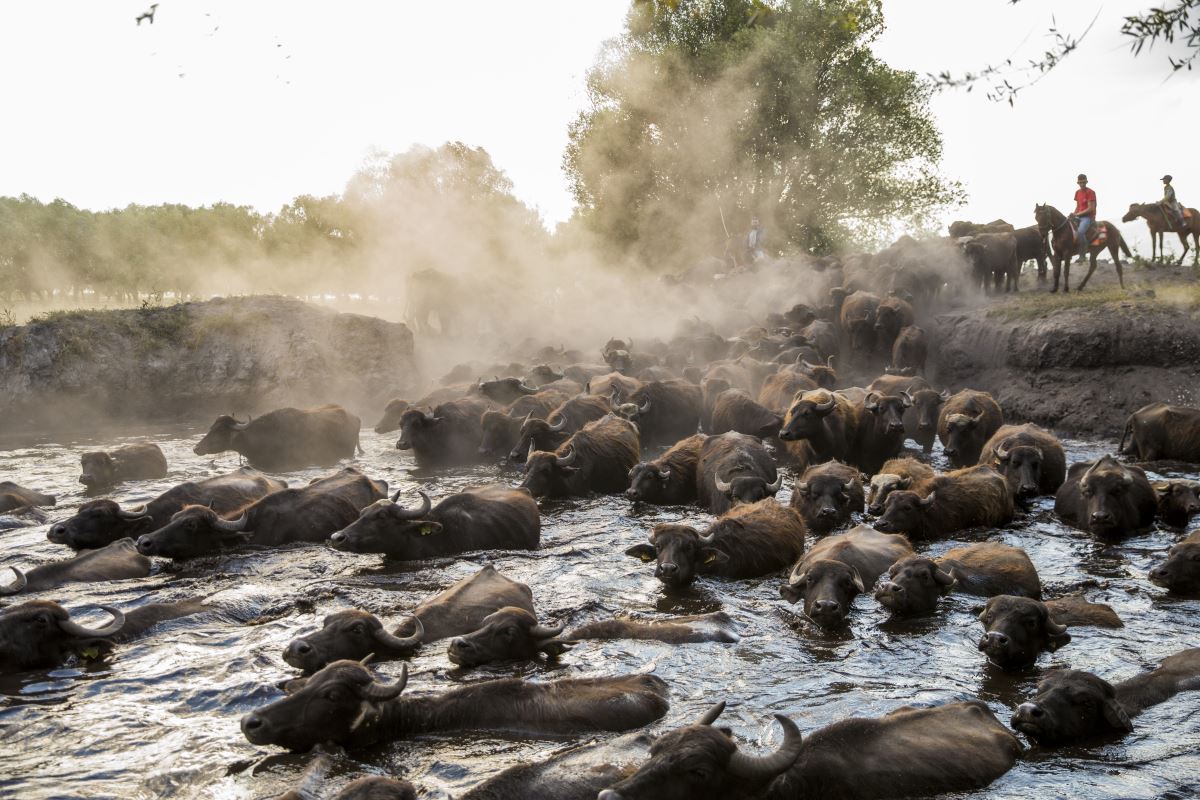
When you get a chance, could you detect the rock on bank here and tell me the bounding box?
[0,296,416,433]
[933,304,1200,438]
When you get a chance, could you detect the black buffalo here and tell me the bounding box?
[1152,480,1200,528]
[79,443,168,493]
[790,460,864,535]
[875,542,1041,617]
[329,485,539,559]
[1149,530,1200,594]
[0,482,55,514]
[0,538,150,596]
[626,434,706,505]
[696,432,782,515]
[196,405,361,471]
[520,415,640,498]
[1054,455,1156,539]
[508,394,611,463]
[626,380,702,445]
[283,610,425,674]
[397,398,491,467]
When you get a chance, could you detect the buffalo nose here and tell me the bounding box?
[819,506,839,518]
[980,631,1009,651]
[598,792,624,800]
[329,531,347,547]
[872,519,891,532]
[1015,702,1044,720]
[48,523,67,542]
[813,600,839,614]
[477,446,489,456]
[1019,484,1038,497]
[918,422,932,430]
[867,504,883,516]
[396,439,412,450]
[887,422,905,433]
[1148,566,1168,582]
[883,582,903,594]
[135,535,155,555]
[241,714,264,735]
[625,488,639,499]
[658,562,678,576]
[1091,511,1114,525]
[943,447,957,457]
[287,640,311,656]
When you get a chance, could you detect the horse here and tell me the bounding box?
[1122,203,1200,265]
[1033,204,1132,293]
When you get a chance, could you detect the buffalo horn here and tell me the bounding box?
[1044,616,1068,636]
[938,389,951,401]
[393,491,432,520]
[657,468,671,481]
[800,359,819,371]
[995,444,1011,461]
[714,475,733,493]
[918,491,937,508]
[826,355,835,368]
[726,714,805,782]
[58,605,126,639]
[361,663,409,701]
[421,409,437,424]
[766,473,784,493]
[556,446,578,467]
[698,531,717,546]
[0,567,27,595]
[529,620,565,639]
[213,512,251,533]
[813,394,835,413]
[795,481,809,495]
[863,392,879,411]
[697,700,726,725]
[375,616,424,651]
[518,381,537,394]
[527,440,537,463]
[638,396,652,415]
[900,390,913,408]
[117,505,151,520]
[547,415,567,432]
[232,415,252,431]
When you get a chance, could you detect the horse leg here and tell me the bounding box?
[1111,243,1125,288]
[1062,247,1071,293]
[1177,232,1187,266]
[1077,250,1099,291]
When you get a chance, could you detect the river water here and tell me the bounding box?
[0,424,1197,799]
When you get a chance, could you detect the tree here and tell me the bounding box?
[564,0,961,263]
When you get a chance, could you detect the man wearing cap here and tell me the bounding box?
[1072,174,1097,263]
[1161,175,1185,231]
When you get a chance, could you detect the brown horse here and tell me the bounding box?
[1033,204,1132,293]
[1122,202,1200,265]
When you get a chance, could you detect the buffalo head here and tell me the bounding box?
[447,607,574,668]
[713,471,783,507]
[0,600,125,673]
[779,391,837,442]
[519,445,578,499]
[874,555,954,616]
[1011,669,1131,744]
[194,414,251,456]
[977,595,1070,670]
[626,523,728,588]
[779,558,866,628]
[328,492,440,558]
[136,504,252,559]
[627,462,672,502]
[283,609,423,674]
[49,499,152,550]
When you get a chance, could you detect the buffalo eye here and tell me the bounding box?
[1080,485,1094,497]
[1023,618,1038,629]
[1189,553,1200,562]
[690,767,713,781]
[352,623,369,636]
[324,687,344,702]
[34,615,52,629]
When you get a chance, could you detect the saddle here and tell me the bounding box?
[1068,218,1107,246]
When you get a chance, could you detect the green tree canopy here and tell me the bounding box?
[564,0,962,264]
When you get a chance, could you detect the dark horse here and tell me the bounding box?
[1122,203,1200,265]
[1034,204,1132,293]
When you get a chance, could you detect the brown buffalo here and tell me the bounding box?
[588,371,644,403]
[508,394,610,463]
[1149,530,1200,594]
[447,607,575,667]
[780,525,913,628]
[709,389,782,438]
[757,371,817,415]
[474,376,539,405]
[49,468,286,550]
[521,415,640,498]
[329,485,539,559]
[136,467,386,559]
[600,699,1019,800]
[397,397,490,467]
[627,500,805,588]
[1119,402,1200,462]
[874,295,914,353]
[978,423,1067,501]
[626,434,705,505]
[790,460,864,535]
[696,432,782,514]
[478,390,563,459]
[79,443,168,493]
[876,543,1041,616]
[1011,648,1200,745]
[852,391,913,473]
[873,465,1013,539]
[1054,455,1156,539]
[240,661,669,750]
[0,482,55,514]
[890,325,928,375]
[566,611,738,644]
[196,405,361,472]
[938,390,1003,467]
[1152,480,1200,527]
[866,456,935,516]
[0,538,150,596]
[373,398,411,434]
[283,610,425,674]
[779,389,859,465]
[839,291,881,360]
[800,319,839,362]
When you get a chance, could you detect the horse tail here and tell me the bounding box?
[1119,233,1132,259]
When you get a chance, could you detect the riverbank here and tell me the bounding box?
[0,296,417,434]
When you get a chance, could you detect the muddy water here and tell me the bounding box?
[0,425,1197,800]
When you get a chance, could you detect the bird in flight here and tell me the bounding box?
[136,4,159,26]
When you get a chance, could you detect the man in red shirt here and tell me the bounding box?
[1073,173,1097,263]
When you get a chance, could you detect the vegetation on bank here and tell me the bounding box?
[985,281,1200,321]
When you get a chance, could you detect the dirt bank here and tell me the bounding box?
[933,291,1200,437]
[0,296,417,434]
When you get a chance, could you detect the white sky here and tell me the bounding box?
[1,1,1196,252]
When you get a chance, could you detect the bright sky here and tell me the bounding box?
[1,1,1196,252]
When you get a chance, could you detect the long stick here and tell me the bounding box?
[718,201,731,239]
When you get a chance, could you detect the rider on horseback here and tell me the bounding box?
[1161,175,1185,231]
[1072,174,1096,263]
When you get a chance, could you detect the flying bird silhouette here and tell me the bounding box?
[136,4,158,26]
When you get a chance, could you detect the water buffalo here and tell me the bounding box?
[447,607,576,667]
[474,376,539,405]
[373,398,411,434]
[890,325,928,375]
[696,432,782,514]
[709,389,782,438]
[874,295,914,353]
[865,456,935,516]
[626,500,805,588]
[521,415,640,499]
[566,611,738,644]
[852,391,913,473]
[757,371,817,416]
[0,538,150,596]
[526,364,565,387]
[0,482,55,514]
[1119,402,1200,462]
[978,423,1066,501]
[196,405,361,471]
[1152,480,1200,527]
[600,699,1019,800]
[778,389,859,465]
[839,290,881,361]
[281,566,534,673]
[1149,530,1200,594]
[790,460,864,535]
[136,467,386,559]
[875,543,1041,616]
[240,660,669,750]
[780,525,913,628]
[461,730,650,800]
[938,390,1003,467]
[276,752,417,800]
[958,232,1020,292]
[800,319,839,362]
[478,390,564,459]
[873,465,1013,539]
[976,595,1101,670]
[328,485,539,559]
[587,371,644,403]
[1011,648,1200,745]
[397,397,490,468]
[0,599,207,673]
[626,434,705,505]
[908,388,949,452]
[627,380,702,445]
[1054,455,1156,539]
[49,468,286,550]
[508,394,611,463]
[283,610,424,674]
[79,443,168,493]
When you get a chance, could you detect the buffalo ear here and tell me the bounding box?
[538,639,578,658]
[717,726,735,739]
[282,677,309,694]
[1046,629,1072,652]
[625,543,658,562]
[850,568,865,593]
[780,582,803,603]
[1152,481,1171,499]
[1102,698,1133,732]
[700,548,731,570]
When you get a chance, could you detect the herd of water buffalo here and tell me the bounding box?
[3,269,1200,799]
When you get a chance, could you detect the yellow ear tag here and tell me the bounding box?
[80,646,101,660]
[420,524,437,536]
[704,553,717,564]
[640,554,654,562]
